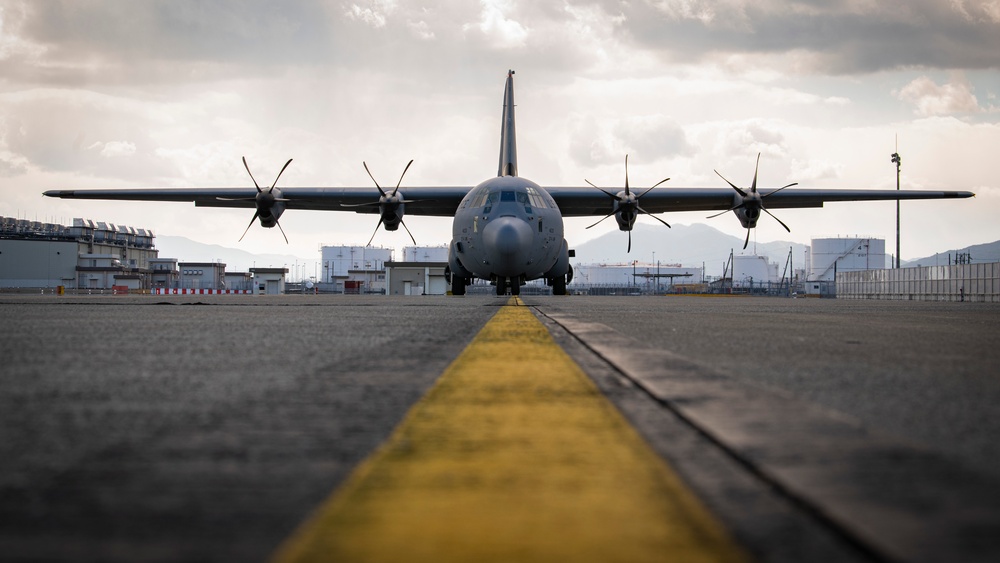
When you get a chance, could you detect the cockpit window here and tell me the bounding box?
[472,186,551,214]
[525,186,547,209]
[468,187,490,209]
[483,191,499,213]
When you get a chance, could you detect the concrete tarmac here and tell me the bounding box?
[1,294,998,562]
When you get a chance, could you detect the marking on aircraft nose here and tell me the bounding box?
[272,297,747,563]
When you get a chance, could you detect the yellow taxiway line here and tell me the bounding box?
[273,297,747,563]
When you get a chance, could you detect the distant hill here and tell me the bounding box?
[155,235,319,277]
[902,240,1000,267]
[572,223,808,276]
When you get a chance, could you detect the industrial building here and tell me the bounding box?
[2,217,271,293]
[385,245,449,296]
[1,217,157,291]
[319,245,392,294]
[316,244,452,295]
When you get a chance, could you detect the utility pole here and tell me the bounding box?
[891,136,902,269]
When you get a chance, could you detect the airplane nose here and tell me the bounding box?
[483,216,533,255]
[482,216,533,273]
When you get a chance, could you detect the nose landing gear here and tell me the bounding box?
[495,276,521,296]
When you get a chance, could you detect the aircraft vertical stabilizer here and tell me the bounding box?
[498,70,517,177]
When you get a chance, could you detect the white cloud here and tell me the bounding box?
[95,141,137,158]
[465,0,528,49]
[897,75,981,116]
[408,20,435,40]
[791,158,843,182]
[344,1,397,29]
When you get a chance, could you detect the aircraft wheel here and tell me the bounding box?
[552,276,566,295]
[511,281,520,296]
[496,277,507,296]
[452,276,467,296]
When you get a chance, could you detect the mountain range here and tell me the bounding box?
[155,235,321,279]
[571,223,808,275]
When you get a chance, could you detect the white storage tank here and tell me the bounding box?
[732,255,778,287]
[401,245,449,262]
[808,237,886,281]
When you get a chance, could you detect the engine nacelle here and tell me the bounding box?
[257,187,286,228]
[615,207,636,231]
[613,190,639,231]
[380,201,404,231]
[734,205,760,229]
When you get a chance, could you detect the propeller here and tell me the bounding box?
[708,153,797,250]
[341,159,418,247]
[218,157,292,244]
[585,154,671,253]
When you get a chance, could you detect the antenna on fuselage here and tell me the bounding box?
[498,69,518,177]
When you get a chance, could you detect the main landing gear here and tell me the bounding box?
[547,265,572,296]
[446,266,469,296]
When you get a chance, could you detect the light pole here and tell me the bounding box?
[891,139,901,269]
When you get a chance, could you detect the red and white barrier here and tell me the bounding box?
[152,288,251,295]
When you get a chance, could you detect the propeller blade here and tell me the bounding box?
[637,178,670,199]
[707,202,744,219]
[275,219,289,244]
[400,219,417,245]
[761,182,798,199]
[762,207,791,232]
[269,158,293,191]
[627,230,632,253]
[585,210,616,229]
[714,169,747,197]
[366,220,382,247]
[637,205,671,228]
[216,196,256,202]
[743,227,751,250]
[751,153,761,194]
[363,161,388,198]
[239,210,260,242]
[243,156,261,191]
[340,201,384,208]
[392,159,414,197]
[585,179,618,200]
[624,154,630,196]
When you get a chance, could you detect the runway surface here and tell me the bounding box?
[1,294,998,562]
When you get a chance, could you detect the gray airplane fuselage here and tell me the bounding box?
[450,175,568,284]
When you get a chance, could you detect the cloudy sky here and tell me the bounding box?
[2,0,998,264]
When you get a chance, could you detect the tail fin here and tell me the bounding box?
[497,70,517,177]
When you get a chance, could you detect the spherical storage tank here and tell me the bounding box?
[808,238,886,281]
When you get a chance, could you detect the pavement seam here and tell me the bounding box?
[530,305,1000,563]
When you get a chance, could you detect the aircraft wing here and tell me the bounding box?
[43,187,474,216]
[546,186,975,216]
[44,185,974,217]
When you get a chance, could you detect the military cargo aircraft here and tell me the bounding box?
[45,70,974,296]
